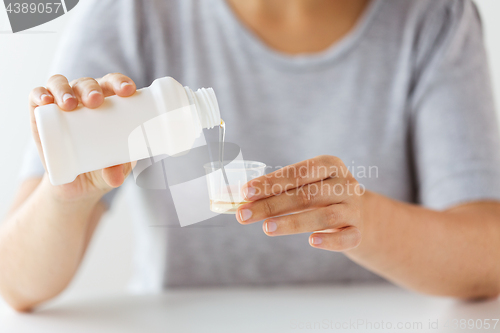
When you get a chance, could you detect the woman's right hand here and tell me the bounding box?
[28,73,137,202]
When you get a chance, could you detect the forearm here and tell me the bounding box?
[0,175,103,311]
[346,191,500,299]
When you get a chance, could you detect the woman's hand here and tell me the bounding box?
[236,155,366,251]
[28,73,137,201]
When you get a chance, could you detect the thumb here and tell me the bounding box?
[102,164,127,188]
[102,162,136,188]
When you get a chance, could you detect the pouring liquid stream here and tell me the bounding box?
[218,120,236,210]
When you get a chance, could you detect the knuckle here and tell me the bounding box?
[101,73,113,83]
[328,156,344,171]
[287,217,301,233]
[71,77,96,89]
[262,198,276,217]
[72,77,94,85]
[316,155,331,166]
[322,181,335,198]
[316,156,342,177]
[50,74,66,81]
[47,74,66,85]
[51,82,71,92]
[324,205,342,224]
[262,177,275,196]
[297,164,309,179]
[297,185,316,208]
[329,155,342,166]
[103,72,123,81]
[317,154,334,165]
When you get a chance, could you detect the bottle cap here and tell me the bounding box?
[184,87,221,129]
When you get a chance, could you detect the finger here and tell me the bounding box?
[309,226,362,252]
[46,75,78,111]
[258,204,350,236]
[28,87,54,171]
[97,73,136,97]
[101,163,133,188]
[241,155,349,201]
[29,86,54,109]
[70,77,104,109]
[102,164,125,188]
[237,177,352,223]
[29,87,54,140]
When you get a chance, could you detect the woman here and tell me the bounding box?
[1,0,500,311]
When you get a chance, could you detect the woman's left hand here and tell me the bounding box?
[236,155,366,251]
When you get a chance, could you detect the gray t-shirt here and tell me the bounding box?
[20,0,500,292]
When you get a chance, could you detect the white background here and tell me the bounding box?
[0,1,499,298]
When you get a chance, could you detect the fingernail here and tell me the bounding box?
[39,94,49,102]
[62,93,74,103]
[88,90,101,98]
[265,221,277,233]
[120,82,132,89]
[238,209,252,222]
[243,186,256,200]
[311,236,322,245]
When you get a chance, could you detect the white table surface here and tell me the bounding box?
[1,284,499,333]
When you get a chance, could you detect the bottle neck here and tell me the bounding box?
[184,87,221,129]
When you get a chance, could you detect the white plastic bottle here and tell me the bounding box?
[35,76,221,186]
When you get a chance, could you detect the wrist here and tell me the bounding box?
[39,174,105,207]
[346,190,386,258]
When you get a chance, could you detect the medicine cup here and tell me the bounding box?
[204,160,266,214]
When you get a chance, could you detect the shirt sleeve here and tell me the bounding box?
[410,0,500,210]
[19,0,149,208]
